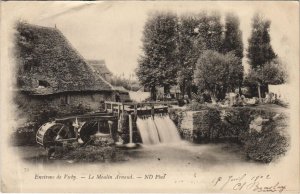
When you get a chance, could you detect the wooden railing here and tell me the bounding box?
[104,101,177,116]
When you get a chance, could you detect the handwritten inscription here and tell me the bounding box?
[212,174,286,193]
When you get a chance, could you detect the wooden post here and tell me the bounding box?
[108,120,117,142]
[134,104,137,117]
[258,83,262,103]
[151,105,154,119]
[117,114,121,133]
[129,114,133,144]
[108,121,112,137]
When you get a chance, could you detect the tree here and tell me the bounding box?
[245,58,287,101]
[222,13,244,93]
[136,12,179,100]
[222,13,243,59]
[206,12,223,52]
[247,13,277,100]
[194,50,243,100]
[247,13,276,69]
[176,12,223,97]
[177,13,207,97]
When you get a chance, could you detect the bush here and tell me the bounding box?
[55,144,126,162]
[240,115,289,163]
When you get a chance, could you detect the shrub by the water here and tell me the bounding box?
[240,114,289,163]
[173,104,290,163]
[48,141,125,162]
[169,108,184,127]
[56,145,125,162]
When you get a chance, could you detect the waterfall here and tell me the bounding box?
[136,115,181,145]
[146,117,160,144]
[155,115,181,143]
[136,117,160,145]
[153,116,170,143]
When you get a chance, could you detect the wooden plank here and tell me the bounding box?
[104,101,178,106]
[55,115,117,122]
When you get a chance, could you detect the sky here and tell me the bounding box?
[1,1,299,79]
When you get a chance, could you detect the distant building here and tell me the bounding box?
[88,60,130,102]
[14,22,119,111]
[156,86,181,99]
[137,85,181,100]
[88,60,113,82]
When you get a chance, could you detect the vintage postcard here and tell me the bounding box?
[0,1,299,193]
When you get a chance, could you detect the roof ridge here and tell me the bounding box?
[20,22,58,31]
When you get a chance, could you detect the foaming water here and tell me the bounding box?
[136,117,160,144]
[136,115,181,145]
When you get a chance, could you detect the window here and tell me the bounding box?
[38,80,50,88]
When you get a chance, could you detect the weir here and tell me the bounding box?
[137,115,180,145]
[104,101,181,146]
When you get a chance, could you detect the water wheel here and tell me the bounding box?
[36,122,68,148]
[79,121,111,143]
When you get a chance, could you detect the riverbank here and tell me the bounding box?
[170,104,290,163]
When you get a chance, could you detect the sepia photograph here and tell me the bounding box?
[0,1,299,193]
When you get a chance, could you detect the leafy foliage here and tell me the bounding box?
[194,50,243,99]
[136,12,179,95]
[56,144,125,162]
[173,106,289,163]
[240,114,289,163]
[176,12,224,96]
[245,58,288,86]
[222,13,243,60]
[137,11,226,98]
[221,13,244,90]
[177,13,207,96]
[247,13,276,69]
[205,12,223,52]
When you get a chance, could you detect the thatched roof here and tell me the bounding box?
[87,60,113,82]
[15,22,113,95]
[88,60,112,76]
